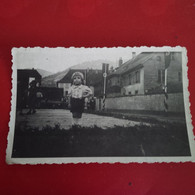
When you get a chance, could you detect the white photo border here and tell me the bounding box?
[6,46,195,164]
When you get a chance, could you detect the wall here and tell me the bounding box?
[167,53,182,83]
[144,57,160,91]
[144,52,183,92]
[98,93,185,113]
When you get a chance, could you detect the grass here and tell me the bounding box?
[12,121,191,158]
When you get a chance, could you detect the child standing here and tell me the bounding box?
[68,72,92,127]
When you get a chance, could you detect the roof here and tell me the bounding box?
[57,69,102,86]
[57,69,86,83]
[108,52,155,77]
[18,69,42,78]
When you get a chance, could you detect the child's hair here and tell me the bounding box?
[71,72,84,84]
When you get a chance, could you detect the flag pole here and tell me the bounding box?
[164,52,171,113]
[164,68,168,113]
[102,63,108,111]
[103,75,106,111]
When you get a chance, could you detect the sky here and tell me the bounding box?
[13,47,139,73]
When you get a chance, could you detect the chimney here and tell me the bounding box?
[132,52,136,59]
[119,57,123,66]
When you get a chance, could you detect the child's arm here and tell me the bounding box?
[67,87,72,108]
[82,86,93,98]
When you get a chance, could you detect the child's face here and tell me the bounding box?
[73,76,82,85]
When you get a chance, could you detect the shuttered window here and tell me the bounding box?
[135,71,140,83]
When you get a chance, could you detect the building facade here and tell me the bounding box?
[106,52,182,97]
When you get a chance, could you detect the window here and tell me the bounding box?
[121,79,123,86]
[127,70,140,86]
[129,74,132,85]
[135,71,140,83]
[128,91,131,95]
[132,75,135,84]
[135,90,138,95]
[178,72,182,82]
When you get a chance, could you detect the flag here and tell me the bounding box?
[164,52,172,69]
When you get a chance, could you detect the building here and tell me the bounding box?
[17,69,42,92]
[17,69,42,109]
[106,52,182,97]
[57,68,102,97]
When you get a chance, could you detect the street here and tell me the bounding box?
[16,109,149,130]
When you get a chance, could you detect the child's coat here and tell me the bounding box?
[68,84,92,114]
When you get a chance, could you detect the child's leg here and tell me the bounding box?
[72,112,83,126]
[77,117,83,126]
[76,112,83,126]
[72,117,79,125]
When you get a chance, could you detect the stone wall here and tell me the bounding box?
[96,93,185,113]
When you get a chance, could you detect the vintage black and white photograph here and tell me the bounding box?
[6,47,194,164]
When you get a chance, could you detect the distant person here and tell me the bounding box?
[36,91,43,108]
[90,96,96,111]
[68,72,92,127]
[27,80,37,114]
[87,98,90,110]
